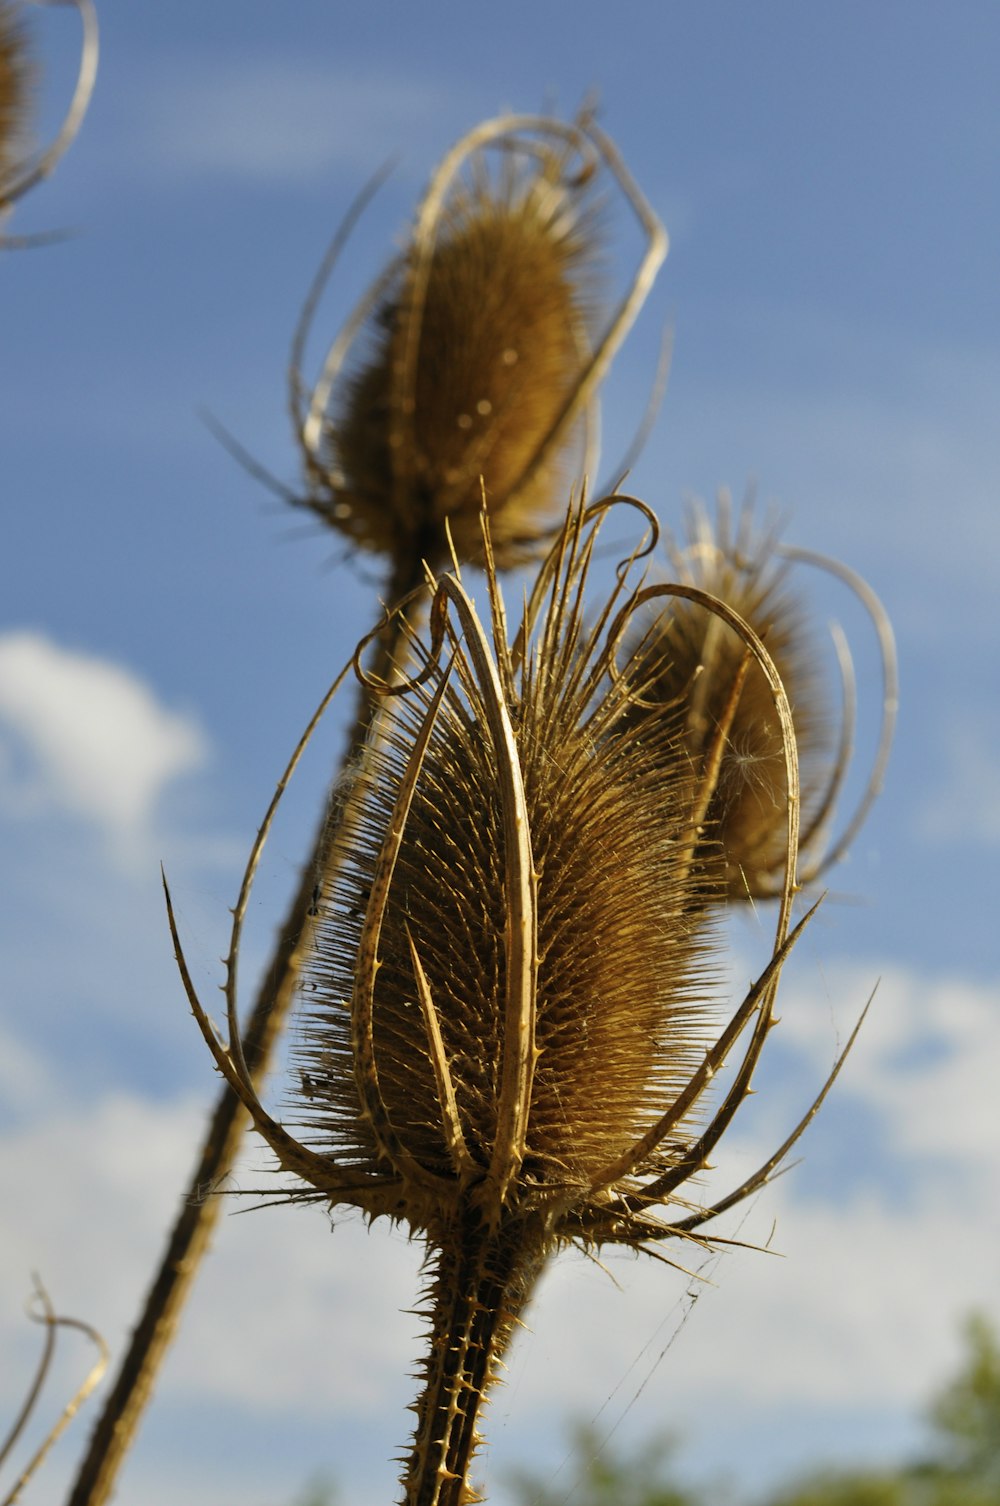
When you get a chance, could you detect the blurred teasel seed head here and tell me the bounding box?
[626,495,897,900]
[0,0,97,224]
[0,1,33,186]
[171,495,857,1505]
[290,112,666,575]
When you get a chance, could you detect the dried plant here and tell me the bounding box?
[168,496,874,1506]
[0,0,97,231]
[68,113,665,1506]
[0,1278,107,1506]
[0,2,32,183]
[288,110,666,576]
[626,495,897,900]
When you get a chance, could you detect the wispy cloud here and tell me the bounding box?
[0,631,209,859]
[137,60,453,186]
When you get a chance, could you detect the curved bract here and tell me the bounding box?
[167,496,883,1505]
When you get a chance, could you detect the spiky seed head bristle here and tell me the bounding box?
[304,118,610,574]
[0,1,32,187]
[629,505,831,899]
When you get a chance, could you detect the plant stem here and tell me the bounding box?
[402,1208,548,1506]
[66,558,427,1506]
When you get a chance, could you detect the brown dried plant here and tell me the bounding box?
[68,114,665,1506]
[288,110,667,577]
[0,0,97,231]
[627,495,897,900]
[0,1278,107,1506]
[168,496,872,1506]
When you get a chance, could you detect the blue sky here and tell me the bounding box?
[1,4,998,1505]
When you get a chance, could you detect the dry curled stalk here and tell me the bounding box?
[0,1277,107,1506]
[0,0,97,231]
[169,496,877,1506]
[70,112,665,1506]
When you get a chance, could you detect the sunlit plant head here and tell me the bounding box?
[168,494,881,1505]
[0,1,33,185]
[627,495,897,901]
[0,0,97,228]
[288,111,667,578]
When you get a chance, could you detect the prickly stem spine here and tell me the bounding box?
[403,1210,548,1506]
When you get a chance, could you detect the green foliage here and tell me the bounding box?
[926,1313,1000,1492]
[504,1422,704,1506]
[505,1314,1000,1506]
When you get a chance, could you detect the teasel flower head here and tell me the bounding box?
[0,1,32,185]
[169,496,873,1505]
[0,0,96,226]
[288,112,667,577]
[626,495,897,901]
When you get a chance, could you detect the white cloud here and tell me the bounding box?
[770,960,1000,1173]
[3,958,997,1504]
[918,718,1000,848]
[0,631,209,846]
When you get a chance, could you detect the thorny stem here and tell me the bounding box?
[403,1210,548,1506]
[66,556,429,1506]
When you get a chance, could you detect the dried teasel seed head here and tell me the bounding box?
[628,499,833,901]
[292,571,720,1219]
[173,496,853,1506]
[0,0,97,223]
[293,113,666,575]
[0,1,33,187]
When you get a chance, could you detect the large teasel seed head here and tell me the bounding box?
[291,547,720,1215]
[628,500,833,901]
[172,496,857,1506]
[293,113,666,575]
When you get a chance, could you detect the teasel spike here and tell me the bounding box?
[0,0,97,219]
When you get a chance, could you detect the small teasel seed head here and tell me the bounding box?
[629,500,832,900]
[0,1,32,189]
[295,112,666,578]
